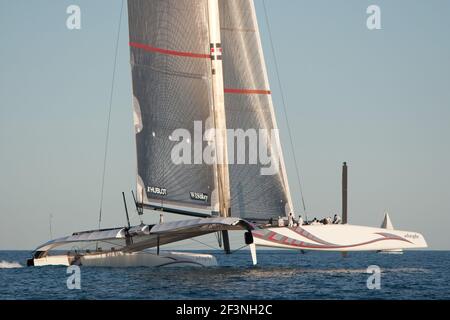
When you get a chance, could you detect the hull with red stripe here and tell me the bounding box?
[252,224,427,251]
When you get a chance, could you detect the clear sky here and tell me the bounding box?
[1,0,449,250]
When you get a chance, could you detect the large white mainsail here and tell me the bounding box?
[126,0,293,258]
[128,0,293,221]
[128,0,220,217]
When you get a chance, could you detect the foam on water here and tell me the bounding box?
[300,267,429,274]
[232,267,429,279]
[0,260,23,269]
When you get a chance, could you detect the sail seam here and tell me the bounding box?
[220,27,256,33]
[224,88,271,95]
[130,42,210,59]
[132,63,207,79]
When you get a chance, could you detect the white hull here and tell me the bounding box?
[33,255,72,267]
[378,249,404,254]
[252,224,427,251]
[33,251,217,268]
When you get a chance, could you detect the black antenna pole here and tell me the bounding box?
[342,162,348,224]
[131,190,137,205]
[132,190,144,224]
[141,188,145,214]
[122,192,131,228]
[131,190,139,213]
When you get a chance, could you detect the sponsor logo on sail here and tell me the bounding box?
[170,121,281,176]
[190,192,209,202]
[147,186,167,196]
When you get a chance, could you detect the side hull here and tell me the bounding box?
[252,224,427,251]
[33,251,217,268]
[377,249,404,254]
[33,255,71,267]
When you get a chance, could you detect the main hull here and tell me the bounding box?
[252,224,427,251]
[32,251,217,268]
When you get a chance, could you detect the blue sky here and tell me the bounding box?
[0,0,449,250]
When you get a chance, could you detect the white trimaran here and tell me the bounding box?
[28,0,426,267]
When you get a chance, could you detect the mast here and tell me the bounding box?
[208,0,231,218]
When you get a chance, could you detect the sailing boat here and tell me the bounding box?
[377,212,404,254]
[28,0,426,268]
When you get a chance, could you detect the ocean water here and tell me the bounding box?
[0,250,449,300]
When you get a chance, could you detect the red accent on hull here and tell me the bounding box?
[130,42,210,59]
[253,229,412,250]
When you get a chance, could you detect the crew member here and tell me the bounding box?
[333,214,341,224]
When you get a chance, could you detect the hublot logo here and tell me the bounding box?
[147,186,167,196]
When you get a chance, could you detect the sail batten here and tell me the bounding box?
[130,42,211,59]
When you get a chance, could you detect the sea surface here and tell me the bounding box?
[0,250,449,300]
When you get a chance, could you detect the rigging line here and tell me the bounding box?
[48,214,53,240]
[189,238,221,251]
[98,0,125,229]
[230,244,248,254]
[262,0,308,221]
[215,231,222,248]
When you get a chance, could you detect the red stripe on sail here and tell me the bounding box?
[224,88,272,95]
[130,42,210,59]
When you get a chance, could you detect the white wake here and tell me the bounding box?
[0,260,23,269]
